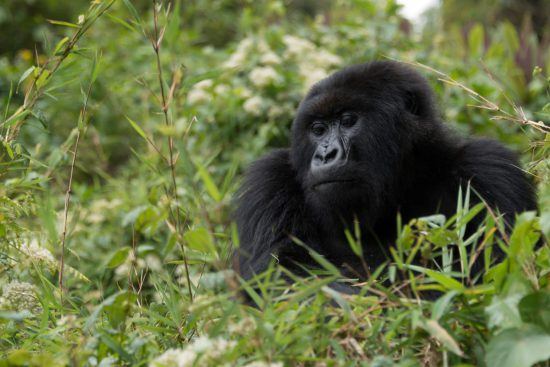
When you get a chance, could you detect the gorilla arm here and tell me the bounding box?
[235,149,311,280]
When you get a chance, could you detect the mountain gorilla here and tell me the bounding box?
[234,61,536,292]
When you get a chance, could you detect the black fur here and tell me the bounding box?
[234,61,536,286]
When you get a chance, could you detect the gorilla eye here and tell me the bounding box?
[311,123,326,136]
[341,113,357,128]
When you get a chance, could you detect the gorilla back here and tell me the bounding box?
[234,61,536,284]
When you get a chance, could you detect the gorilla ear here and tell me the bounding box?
[403,85,435,120]
[404,91,420,115]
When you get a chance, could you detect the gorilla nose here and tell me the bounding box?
[311,146,343,172]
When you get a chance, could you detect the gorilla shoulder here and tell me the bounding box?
[235,149,306,279]
[458,138,536,216]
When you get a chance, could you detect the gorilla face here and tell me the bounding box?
[289,63,441,221]
[290,83,402,220]
[307,111,361,189]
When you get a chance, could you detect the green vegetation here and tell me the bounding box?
[0,0,549,366]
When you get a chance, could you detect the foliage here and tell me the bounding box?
[0,0,549,366]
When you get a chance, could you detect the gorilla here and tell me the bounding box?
[234,61,536,291]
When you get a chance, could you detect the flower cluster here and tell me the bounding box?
[0,280,42,314]
[183,32,345,157]
[243,96,264,116]
[85,198,122,224]
[222,37,254,69]
[115,253,161,279]
[20,239,57,272]
[150,336,236,367]
[187,79,214,105]
[223,33,342,108]
[249,66,280,88]
[243,362,283,367]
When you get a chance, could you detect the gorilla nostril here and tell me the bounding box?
[313,152,324,165]
[324,148,338,163]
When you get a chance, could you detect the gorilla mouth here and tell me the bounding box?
[311,179,358,189]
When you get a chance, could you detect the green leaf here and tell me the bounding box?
[501,21,519,53]
[421,319,464,357]
[90,50,101,84]
[519,292,550,332]
[194,161,222,202]
[0,310,33,321]
[508,211,540,270]
[3,141,14,159]
[344,228,362,257]
[183,227,215,254]
[468,23,485,57]
[47,19,79,28]
[290,235,341,275]
[17,66,35,89]
[99,331,133,362]
[122,0,141,24]
[125,116,149,142]
[485,325,550,367]
[35,69,50,89]
[106,247,131,268]
[106,13,137,32]
[2,109,31,127]
[431,290,459,321]
[104,291,137,330]
[486,293,523,330]
[322,285,356,321]
[8,350,32,364]
[53,37,70,55]
[406,265,464,291]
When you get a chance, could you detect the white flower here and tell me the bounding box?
[187,79,214,105]
[20,239,56,270]
[114,252,146,277]
[283,35,315,58]
[187,88,210,105]
[56,314,77,327]
[299,65,327,92]
[175,266,200,287]
[257,40,271,53]
[228,317,256,335]
[249,66,280,88]
[150,348,197,367]
[214,84,230,95]
[236,87,253,99]
[314,50,342,68]
[243,362,283,367]
[268,105,286,119]
[260,52,281,65]
[192,336,214,354]
[194,79,213,90]
[206,338,236,359]
[145,255,162,271]
[223,37,254,68]
[243,96,264,116]
[0,280,41,314]
[150,337,236,367]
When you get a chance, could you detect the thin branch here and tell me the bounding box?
[398,59,550,134]
[3,1,115,142]
[58,78,94,303]
[151,0,193,302]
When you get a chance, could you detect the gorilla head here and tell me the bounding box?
[234,60,536,286]
[290,62,441,224]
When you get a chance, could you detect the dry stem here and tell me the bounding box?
[151,0,193,302]
[58,78,94,303]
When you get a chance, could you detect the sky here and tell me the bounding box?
[396,0,439,22]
